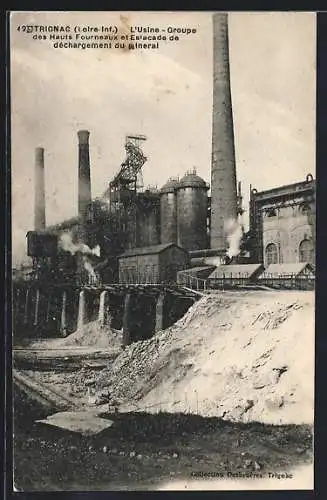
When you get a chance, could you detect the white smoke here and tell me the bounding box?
[59,232,100,285]
[59,232,100,257]
[82,255,99,285]
[224,218,243,259]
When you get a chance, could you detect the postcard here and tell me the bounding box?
[10,11,315,491]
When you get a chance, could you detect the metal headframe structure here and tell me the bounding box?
[108,134,147,251]
[110,135,147,188]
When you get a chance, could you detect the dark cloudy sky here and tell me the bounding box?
[10,11,316,264]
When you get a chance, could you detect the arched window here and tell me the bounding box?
[299,239,314,263]
[266,207,277,217]
[265,243,278,265]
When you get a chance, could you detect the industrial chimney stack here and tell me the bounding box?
[34,147,46,231]
[210,13,238,251]
[77,130,92,219]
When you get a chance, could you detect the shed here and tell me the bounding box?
[208,263,264,287]
[208,264,264,280]
[118,243,190,284]
[258,262,315,279]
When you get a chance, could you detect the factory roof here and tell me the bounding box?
[160,178,180,193]
[178,265,217,280]
[208,263,264,279]
[258,263,315,279]
[182,266,216,274]
[251,175,315,203]
[179,171,208,189]
[119,243,188,258]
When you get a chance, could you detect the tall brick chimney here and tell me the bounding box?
[210,13,238,250]
[77,130,92,219]
[34,147,46,230]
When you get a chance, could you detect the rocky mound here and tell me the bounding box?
[60,322,122,349]
[93,290,314,425]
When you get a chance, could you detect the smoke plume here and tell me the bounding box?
[224,218,243,259]
[82,255,98,285]
[59,232,100,285]
[59,232,100,257]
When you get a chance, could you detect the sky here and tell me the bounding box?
[10,11,316,264]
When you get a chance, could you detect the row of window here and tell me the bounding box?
[120,265,159,283]
[264,203,312,218]
[265,239,314,265]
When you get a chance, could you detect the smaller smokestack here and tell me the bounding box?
[78,130,92,218]
[34,147,46,230]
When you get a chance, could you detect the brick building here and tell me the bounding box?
[249,174,315,266]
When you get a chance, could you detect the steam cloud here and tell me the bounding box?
[59,232,100,257]
[224,218,243,259]
[59,232,100,284]
[82,255,98,284]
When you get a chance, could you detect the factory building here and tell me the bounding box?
[118,243,190,284]
[259,263,315,280]
[249,175,316,266]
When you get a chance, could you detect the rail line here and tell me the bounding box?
[13,369,82,412]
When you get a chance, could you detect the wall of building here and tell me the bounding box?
[119,254,160,283]
[136,203,160,248]
[159,246,190,283]
[249,177,315,266]
[262,201,315,266]
[119,246,189,284]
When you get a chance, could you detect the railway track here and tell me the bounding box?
[13,369,83,412]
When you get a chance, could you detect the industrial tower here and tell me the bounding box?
[210,12,238,251]
[108,134,147,251]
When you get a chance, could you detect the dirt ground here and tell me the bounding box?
[13,386,313,492]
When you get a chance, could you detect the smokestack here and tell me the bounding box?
[77,130,92,218]
[34,147,46,230]
[210,13,238,250]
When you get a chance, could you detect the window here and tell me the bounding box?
[266,208,277,217]
[299,239,314,263]
[265,243,278,265]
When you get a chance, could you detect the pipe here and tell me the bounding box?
[23,289,30,325]
[60,291,67,337]
[98,290,108,327]
[189,248,226,258]
[33,289,40,326]
[34,147,46,230]
[77,290,86,330]
[122,293,133,347]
